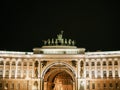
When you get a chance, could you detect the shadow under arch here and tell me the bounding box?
[41,62,76,79]
[41,62,76,90]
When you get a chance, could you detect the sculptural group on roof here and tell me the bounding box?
[43,31,75,46]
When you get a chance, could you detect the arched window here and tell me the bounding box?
[91,62,95,66]
[103,61,106,66]
[6,62,10,65]
[0,61,3,65]
[29,62,33,66]
[18,62,21,66]
[97,62,101,66]
[12,62,15,66]
[109,61,112,66]
[23,62,27,66]
[114,61,118,65]
[86,62,89,66]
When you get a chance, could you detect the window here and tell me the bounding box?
[5,70,9,77]
[16,83,20,90]
[12,62,15,66]
[103,61,106,66]
[98,83,100,88]
[87,81,90,89]
[0,61,3,65]
[91,62,95,66]
[103,71,107,77]
[29,62,33,66]
[109,61,112,66]
[24,62,27,66]
[18,62,21,66]
[5,83,8,89]
[0,83,2,88]
[109,83,112,87]
[97,71,101,78]
[115,71,118,77]
[103,83,106,88]
[109,71,112,77]
[29,70,32,78]
[86,62,89,66]
[0,70,3,77]
[10,83,14,90]
[6,62,10,65]
[92,71,95,78]
[17,70,21,78]
[86,71,89,78]
[11,70,15,77]
[116,83,118,88]
[92,83,95,89]
[114,61,118,65]
[97,62,100,66]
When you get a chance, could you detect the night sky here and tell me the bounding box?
[1,1,120,52]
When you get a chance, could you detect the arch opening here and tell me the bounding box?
[43,63,75,90]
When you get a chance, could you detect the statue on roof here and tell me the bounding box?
[57,30,64,40]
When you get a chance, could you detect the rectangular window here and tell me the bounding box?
[29,62,33,66]
[109,71,112,77]
[87,83,89,89]
[11,70,15,78]
[10,83,14,90]
[97,71,101,78]
[103,83,106,88]
[0,83,2,88]
[92,83,95,89]
[5,83,8,89]
[103,71,106,77]
[91,62,95,66]
[16,83,20,90]
[86,71,89,78]
[109,83,112,87]
[115,71,118,77]
[29,70,32,78]
[17,70,21,78]
[98,83,100,88]
[86,62,89,66]
[92,71,95,78]
[5,70,9,77]
[116,83,118,88]
[0,70,3,77]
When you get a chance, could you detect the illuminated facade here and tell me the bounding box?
[0,31,120,90]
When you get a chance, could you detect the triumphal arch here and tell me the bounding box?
[33,31,86,90]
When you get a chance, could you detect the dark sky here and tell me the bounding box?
[1,1,120,52]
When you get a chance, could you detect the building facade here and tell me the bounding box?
[0,31,120,90]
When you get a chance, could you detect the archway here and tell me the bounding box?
[43,63,76,90]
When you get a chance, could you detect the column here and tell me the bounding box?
[106,59,109,77]
[32,61,34,78]
[9,62,12,78]
[73,82,75,90]
[21,61,23,78]
[15,60,18,79]
[27,61,29,78]
[3,61,6,78]
[77,59,80,90]
[39,61,42,90]
[89,60,91,79]
[44,81,47,90]
[118,59,120,77]
[95,60,97,78]
[112,59,115,78]
[101,60,103,78]
[38,61,40,78]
